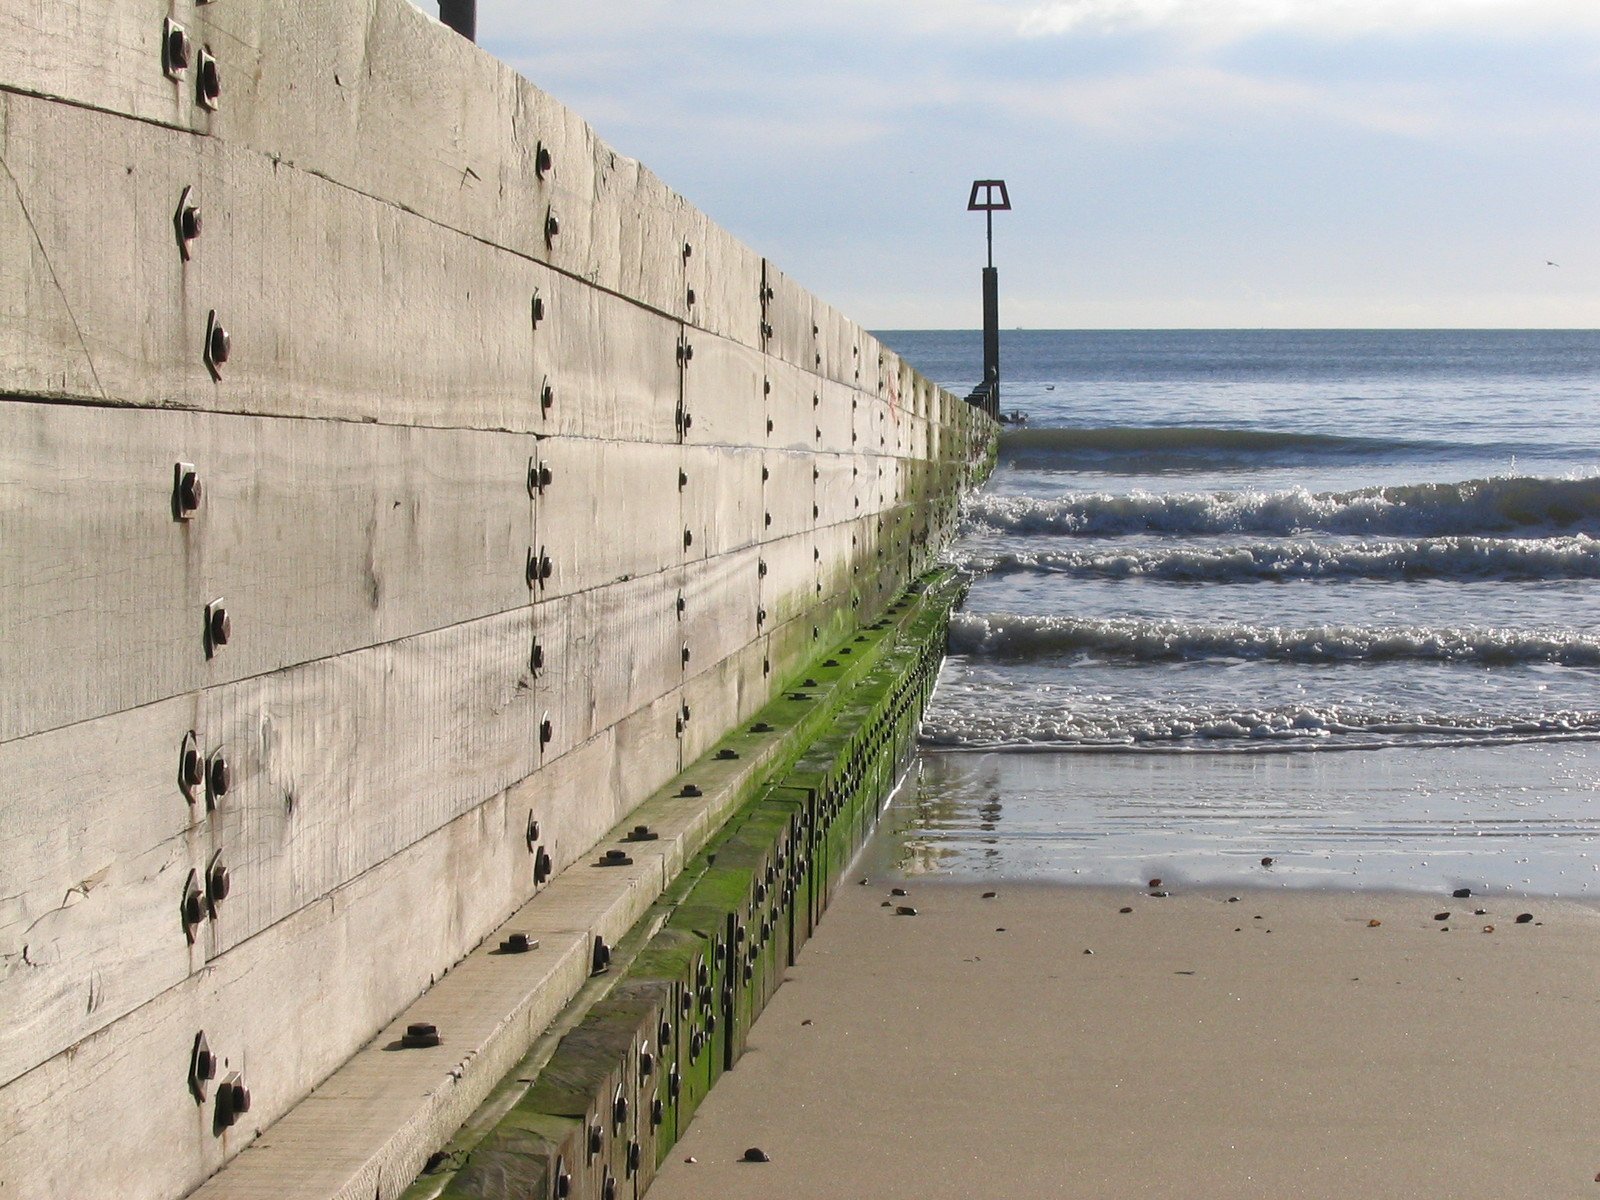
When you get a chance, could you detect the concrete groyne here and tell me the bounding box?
[0,4,994,1199]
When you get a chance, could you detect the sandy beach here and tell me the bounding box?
[648,880,1600,1199]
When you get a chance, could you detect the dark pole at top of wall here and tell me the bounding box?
[967,180,1010,420]
[439,0,477,41]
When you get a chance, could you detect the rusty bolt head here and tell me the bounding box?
[535,143,553,178]
[540,381,554,411]
[182,746,205,790]
[177,470,203,515]
[545,211,560,242]
[556,1171,572,1200]
[196,50,220,109]
[164,21,191,75]
[540,717,553,746]
[180,204,202,242]
[589,1123,604,1157]
[208,859,230,903]
[681,644,691,666]
[683,242,693,259]
[208,321,231,366]
[208,754,230,798]
[531,293,546,325]
[208,604,231,647]
[183,877,205,929]
[686,287,696,307]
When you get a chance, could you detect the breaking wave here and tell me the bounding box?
[920,700,1600,751]
[997,425,1486,472]
[960,535,1600,583]
[948,610,1600,667]
[964,475,1600,538]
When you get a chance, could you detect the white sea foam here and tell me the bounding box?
[947,610,1600,667]
[921,696,1600,751]
[957,534,1600,583]
[964,474,1600,538]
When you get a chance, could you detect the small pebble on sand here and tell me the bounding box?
[1516,913,1534,924]
[891,887,908,897]
[742,1147,771,1163]
[1261,857,1275,867]
[896,906,918,916]
[1453,888,1473,898]
[1434,912,1450,921]
[1368,919,1382,927]
[982,891,998,899]
[1148,878,1162,888]
[1119,907,1133,914]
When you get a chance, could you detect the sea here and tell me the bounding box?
[873,329,1600,896]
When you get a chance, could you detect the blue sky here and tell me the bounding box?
[457,1,1598,329]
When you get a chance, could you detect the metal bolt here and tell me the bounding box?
[189,1031,216,1102]
[401,1022,441,1048]
[681,644,691,666]
[540,716,554,746]
[683,241,693,259]
[196,48,220,109]
[592,936,612,975]
[686,287,696,307]
[589,1124,604,1158]
[174,465,203,518]
[531,290,546,327]
[163,19,191,78]
[207,852,230,907]
[208,753,231,800]
[206,600,231,652]
[174,188,202,259]
[182,871,205,936]
[545,209,560,243]
[535,142,553,179]
[540,380,554,412]
[216,1072,250,1127]
[203,311,230,378]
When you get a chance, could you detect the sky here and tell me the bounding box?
[448,1,1597,329]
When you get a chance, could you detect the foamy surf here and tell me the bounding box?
[958,534,1600,583]
[948,610,1600,667]
[996,425,1497,472]
[965,474,1600,538]
[920,700,1600,751]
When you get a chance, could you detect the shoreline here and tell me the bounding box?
[647,878,1600,1199]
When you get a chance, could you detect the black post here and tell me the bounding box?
[439,0,476,41]
[981,266,1000,420]
[967,180,1011,420]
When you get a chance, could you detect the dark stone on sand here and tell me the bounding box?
[1516,912,1534,924]
[1434,912,1450,921]
[896,905,918,916]
[1227,896,1240,903]
[996,927,1007,932]
[1260,857,1275,867]
[880,901,891,908]
[801,1019,813,1026]
[982,891,997,899]
[1475,909,1488,915]
[1148,878,1162,888]
[891,887,908,897]
[1452,887,1472,898]
[1119,907,1133,914]
[742,1148,771,1163]
[858,878,868,885]
[1149,890,1169,898]
[1083,948,1094,955]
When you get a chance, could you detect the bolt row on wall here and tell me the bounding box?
[0,4,994,1200]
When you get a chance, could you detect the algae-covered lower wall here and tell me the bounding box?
[0,4,994,1200]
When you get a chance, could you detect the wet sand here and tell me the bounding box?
[648,881,1600,1199]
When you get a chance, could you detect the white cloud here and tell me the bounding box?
[1019,0,1600,38]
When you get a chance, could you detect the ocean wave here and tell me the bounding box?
[964,474,1600,538]
[997,425,1478,472]
[959,534,1600,583]
[948,610,1600,667]
[920,700,1600,751]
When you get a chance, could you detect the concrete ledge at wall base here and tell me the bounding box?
[401,575,959,1200]
[183,572,961,1200]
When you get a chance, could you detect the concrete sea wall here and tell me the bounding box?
[0,3,994,1199]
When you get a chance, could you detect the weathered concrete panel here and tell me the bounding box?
[676,547,764,678]
[0,402,533,743]
[760,261,815,372]
[532,573,679,762]
[761,530,819,629]
[678,638,768,763]
[680,331,766,448]
[761,354,817,454]
[682,446,765,560]
[815,378,858,455]
[534,440,683,599]
[0,606,539,1082]
[685,210,763,347]
[762,450,816,543]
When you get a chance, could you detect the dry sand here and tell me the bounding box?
[648,881,1600,1199]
